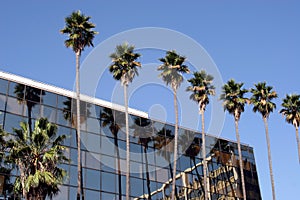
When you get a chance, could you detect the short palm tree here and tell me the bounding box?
[109,42,141,200]
[280,94,300,163]
[158,50,190,200]
[60,10,97,200]
[220,79,248,200]
[7,118,68,200]
[187,70,215,200]
[250,82,277,200]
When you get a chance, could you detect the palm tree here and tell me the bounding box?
[157,50,190,200]
[60,10,97,200]
[186,70,215,200]
[7,118,68,200]
[220,79,248,200]
[280,94,300,163]
[109,42,141,200]
[250,82,277,200]
[14,84,45,133]
[100,108,123,200]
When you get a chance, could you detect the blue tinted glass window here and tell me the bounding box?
[85,169,100,190]
[8,82,24,99]
[0,94,6,111]
[42,91,57,107]
[0,79,8,95]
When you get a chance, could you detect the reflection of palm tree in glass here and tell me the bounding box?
[14,84,45,133]
[100,108,122,200]
[132,117,153,200]
[216,140,236,198]
[179,132,204,199]
[0,128,13,199]
[63,97,91,200]
[153,127,178,199]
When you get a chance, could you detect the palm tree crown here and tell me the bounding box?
[220,79,249,121]
[250,82,277,118]
[187,70,215,112]
[280,94,300,163]
[60,10,98,54]
[7,118,68,200]
[280,94,300,127]
[109,42,141,86]
[158,50,190,90]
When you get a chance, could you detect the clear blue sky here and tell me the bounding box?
[1,1,300,199]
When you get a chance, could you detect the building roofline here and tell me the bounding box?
[0,70,148,118]
[0,70,253,148]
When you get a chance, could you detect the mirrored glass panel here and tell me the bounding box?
[0,79,8,95]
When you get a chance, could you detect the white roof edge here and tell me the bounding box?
[0,70,148,118]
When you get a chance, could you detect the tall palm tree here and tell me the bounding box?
[7,118,68,200]
[280,94,300,163]
[100,108,122,200]
[250,82,277,200]
[220,79,248,200]
[157,50,190,200]
[186,70,215,200]
[60,10,97,200]
[109,42,141,200]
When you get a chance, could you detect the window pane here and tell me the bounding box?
[130,177,144,197]
[6,96,24,115]
[4,113,25,133]
[40,105,56,123]
[86,117,100,134]
[101,172,116,193]
[42,91,57,107]
[56,108,70,127]
[0,94,6,111]
[8,82,24,99]
[85,152,101,170]
[57,94,69,109]
[81,132,100,153]
[0,79,8,95]
[85,189,100,199]
[85,169,100,190]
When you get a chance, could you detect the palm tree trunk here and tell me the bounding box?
[201,110,208,200]
[124,84,130,200]
[144,147,151,200]
[171,89,178,200]
[295,126,300,164]
[235,119,246,200]
[263,117,276,200]
[75,51,82,200]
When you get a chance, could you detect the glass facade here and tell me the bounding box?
[0,73,261,200]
